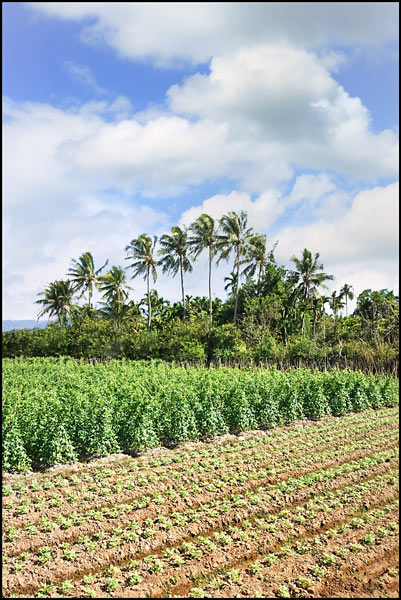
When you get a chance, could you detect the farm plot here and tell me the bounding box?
[2,405,399,598]
[2,358,398,473]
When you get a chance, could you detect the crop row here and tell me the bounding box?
[60,477,399,599]
[3,413,397,528]
[4,405,397,500]
[2,444,398,595]
[3,429,397,552]
[3,358,398,471]
[3,463,398,597]
[191,506,399,599]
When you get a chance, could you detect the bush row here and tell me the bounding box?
[2,358,398,472]
[2,321,398,375]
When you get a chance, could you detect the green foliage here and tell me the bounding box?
[2,421,31,472]
[287,336,324,361]
[3,358,397,472]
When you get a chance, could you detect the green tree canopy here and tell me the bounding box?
[125,234,159,331]
[159,226,193,320]
[67,251,108,311]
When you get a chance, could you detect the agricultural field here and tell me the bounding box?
[2,358,398,472]
[2,404,399,598]
[2,358,399,597]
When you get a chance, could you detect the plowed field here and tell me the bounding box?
[2,406,399,598]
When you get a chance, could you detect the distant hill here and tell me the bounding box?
[2,320,48,332]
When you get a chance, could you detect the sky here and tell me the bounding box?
[2,2,399,320]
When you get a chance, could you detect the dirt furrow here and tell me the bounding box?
[192,510,399,599]
[3,426,398,547]
[4,410,395,516]
[2,460,398,596]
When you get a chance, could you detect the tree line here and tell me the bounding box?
[36,210,346,330]
[3,210,398,371]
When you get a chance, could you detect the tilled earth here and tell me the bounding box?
[2,406,399,598]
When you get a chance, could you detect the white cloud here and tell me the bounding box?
[28,3,398,66]
[180,190,283,232]
[68,116,232,196]
[274,181,399,300]
[63,61,107,95]
[2,99,173,319]
[168,44,398,180]
[275,182,398,265]
[3,9,399,319]
[285,174,337,207]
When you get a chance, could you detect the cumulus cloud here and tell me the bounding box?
[3,95,398,318]
[168,44,398,180]
[180,190,283,232]
[3,98,173,319]
[67,116,232,196]
[3,2,399,318]
[274,182,398,265]
[27,3,398,66]
[274,181,399,301]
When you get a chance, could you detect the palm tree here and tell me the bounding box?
[158,226,193,320]
[98,266,133,329]
[329,290,345,339]
[223,270,238,296]
[242,233,267,284]
[319,294,331,341]
[35,280,75,326]
[188,214,219,322]
[125,234,159,331]
[290,248,334,336]
[67,252,108,312]
[340,283,354,317]
[217,211,254,325]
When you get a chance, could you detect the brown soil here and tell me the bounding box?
[3,461,398,596]
[4,420,395,533]
[1,406,398,599]
[3,440,397,561]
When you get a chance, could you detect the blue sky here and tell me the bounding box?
[3,2,399,319]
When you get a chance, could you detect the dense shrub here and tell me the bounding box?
[2,358,398,472]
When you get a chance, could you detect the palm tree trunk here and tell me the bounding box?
[180,256,185,321]
[334,307,338,340]
[147,266,151,331]
[345,296,348,317]
[208,246,212,322]
[234,248,240,325]
[257,263,262,285]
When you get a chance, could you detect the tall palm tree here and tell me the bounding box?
[158,226,193,320]
[290,248,334,336]
[329,290,345,339]
[125,234,159,331]
[217,211,254,325]
[188,214,218,322]
[340,283,354,317]
[67,252,108,312]
[98,266,133,329]
[242,233,267,284]
[35,280,75,326]
[319,294,331,341]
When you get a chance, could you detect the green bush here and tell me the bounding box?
[2,358,398,471]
